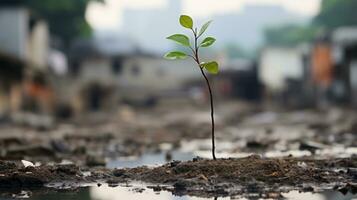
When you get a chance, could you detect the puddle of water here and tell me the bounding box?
[281,190,357,200]
[89,185,211,200]
[6,144,357,200]
[25,184,220,200]
[23,184,357,200]
[69,139,357,200]
[106,151,194,168]
[107,138,357,169]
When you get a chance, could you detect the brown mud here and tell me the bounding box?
[0,155,356,198]
[109,155,357,197]
[1,102,357,198]
[0,161,83,188]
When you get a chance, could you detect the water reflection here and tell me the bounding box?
[107,138,357,170]
[27,185,221,200]
[107,151,194,168]
[26,185,357,200]
[90,185,217,200]
[282,190,356,200]
[28,188,91,200]
[26,140,357,200]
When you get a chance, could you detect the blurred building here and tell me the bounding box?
[328,27,357,105]
[307,27,357,107]
[64,38,200,113]
[0,2,49,69]
[258,46,313,107]
[259,47,305,92]
[212,59,262,101]
[0,1,54,124]
[258,27,357,108]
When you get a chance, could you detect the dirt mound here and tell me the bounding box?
[0,156,356,198]
[0,161,83,188]
[117,156,356,184]
[112,156,357,196]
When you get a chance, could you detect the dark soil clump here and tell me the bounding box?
[0,161,83,188]
[0,156,356,198]
[112,156,357,196]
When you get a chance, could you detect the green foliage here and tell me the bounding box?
[198,21,212,37]
[167,34,190,47]
[164,51,187,60]
[24,0,104,48]
[180,15,193,29]
[164,15,219,74]
[201,61,219,74]
[164,15,219,160]
[200,37,216,47]
[264,24,317,46]
[315,0,357,28]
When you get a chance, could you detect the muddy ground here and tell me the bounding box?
[0,156,356,198]
[0,101,357,198]
[110,156,357,197]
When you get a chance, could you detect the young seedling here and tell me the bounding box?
[164,15,219,160]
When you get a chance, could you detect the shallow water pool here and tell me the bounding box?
[20,184,357,200]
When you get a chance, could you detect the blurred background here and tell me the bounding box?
[1,2,357,200]
[1,0,357,161]
[0,0,356,122]
[2,1,357,199]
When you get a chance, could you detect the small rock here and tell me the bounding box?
[192,157,203,162]
[173,180,188,191]
[169,160,181,168]
[297,162,308,169]
[299,141,325,153]
[148,185,162,192]
[113,169,128,177]
[347,168,357,180]
[132,187,145,193]
[21,160,34,168]
[302,185,314,192]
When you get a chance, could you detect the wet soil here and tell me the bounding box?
[0,155,356,198]
[109,155,357,197]
[0,161,84,188]
[1,102,357,198]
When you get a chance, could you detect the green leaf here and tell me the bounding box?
[179,15,193,29]
[166,34,190,47]
[164,51,187,60]
[200,37,216,47]
[202,61,219,74]
[198,20,212,37]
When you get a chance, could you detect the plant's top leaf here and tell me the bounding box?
[180,15,193,29]
[200,37,216,47]
[202,61,219,74]
[198,20,212,37]
[164,51,187,60]
[166,34,190,47]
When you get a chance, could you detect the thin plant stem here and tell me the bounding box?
[199,67,216,160]
[191,28,217,160]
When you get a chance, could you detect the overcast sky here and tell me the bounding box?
[86,0,321,30]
